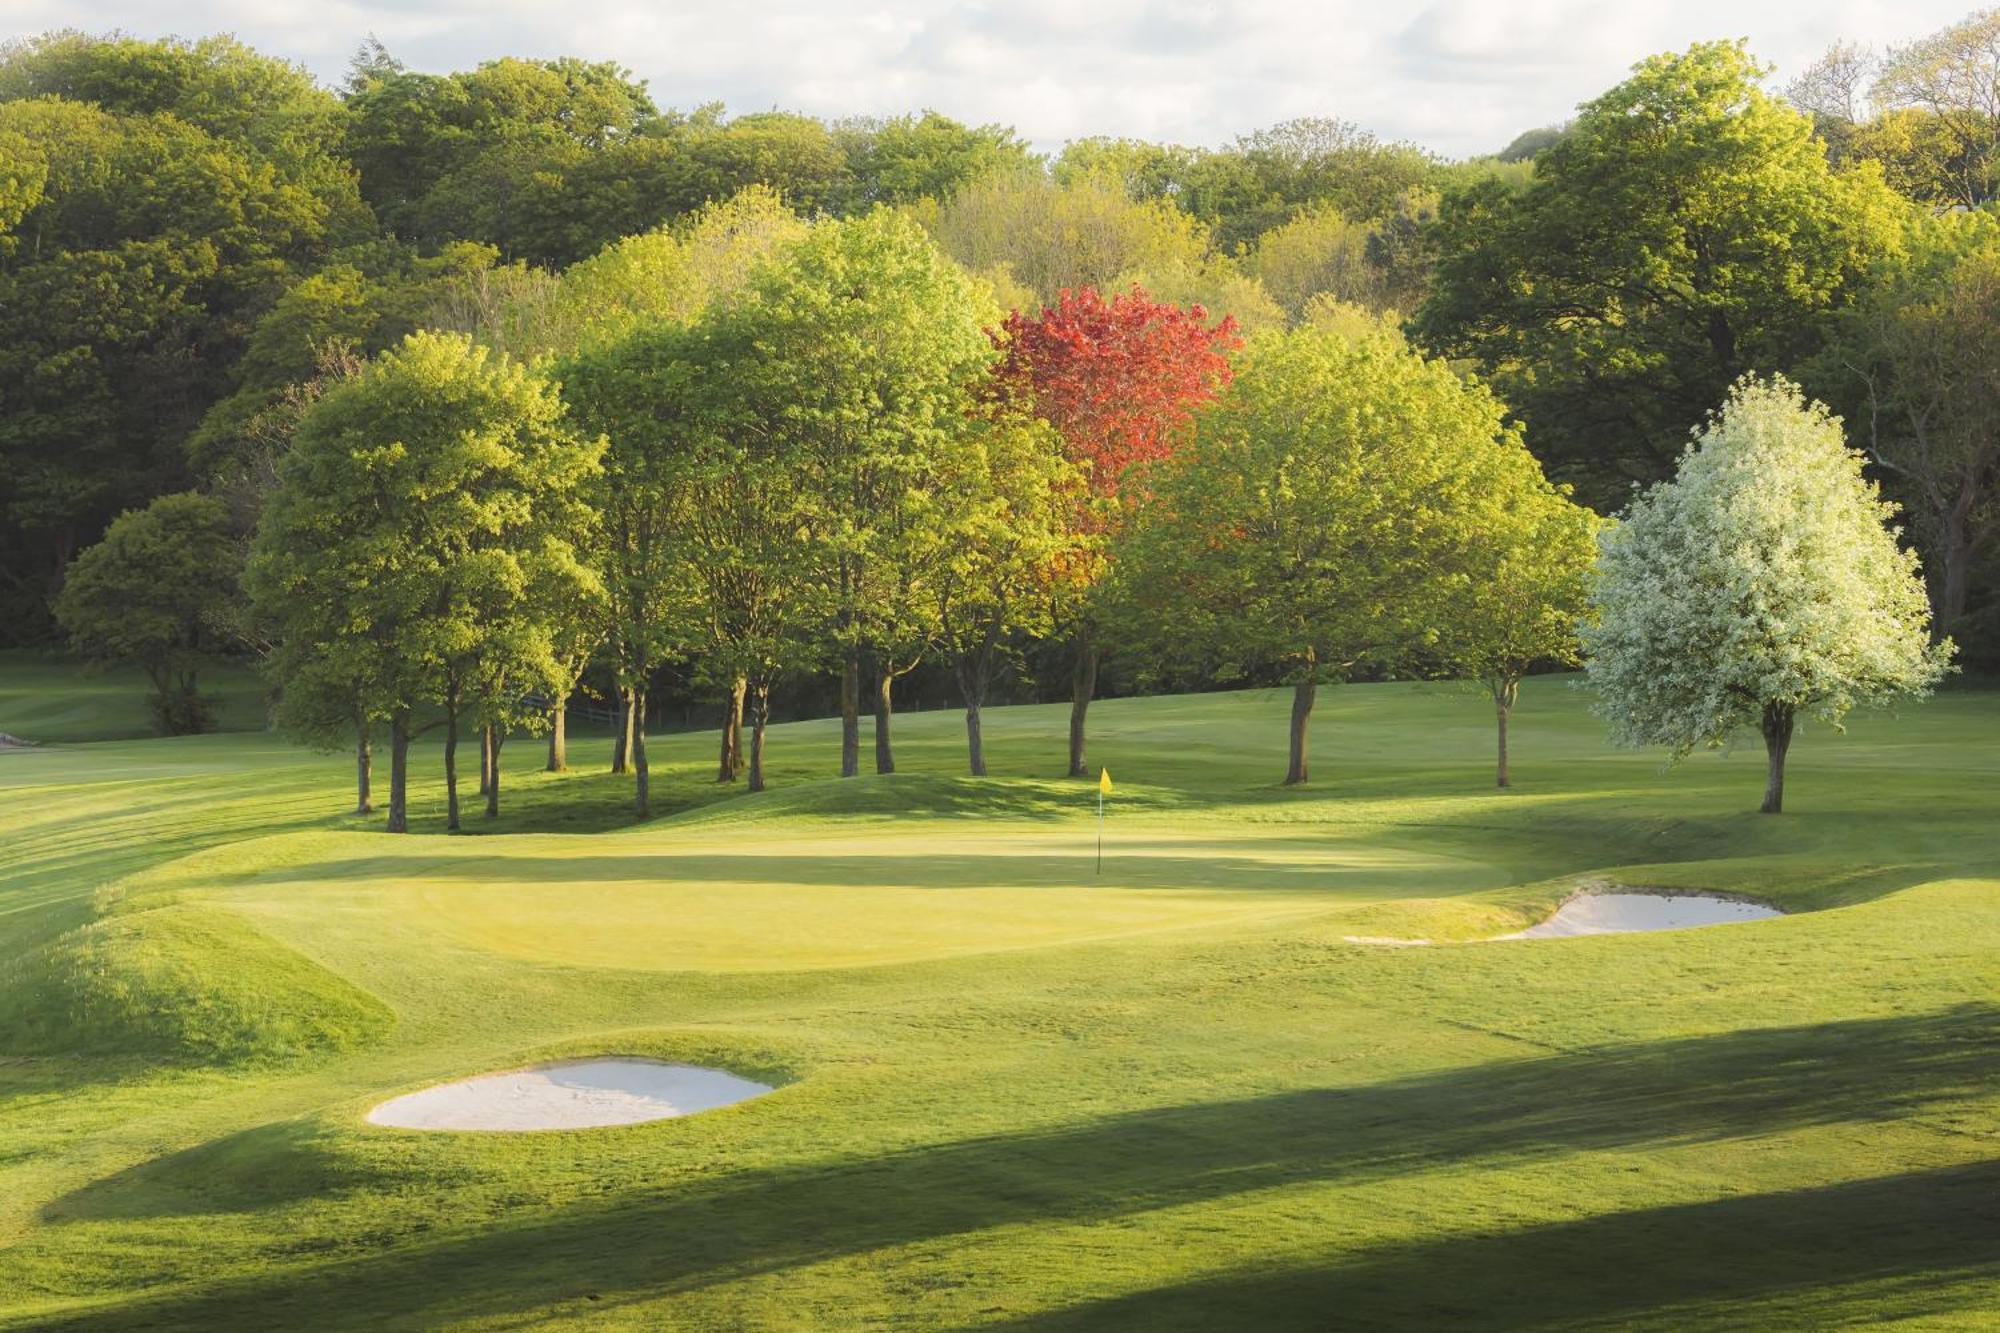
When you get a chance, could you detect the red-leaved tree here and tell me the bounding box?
[991,285,1240,776]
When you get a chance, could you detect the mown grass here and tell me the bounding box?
[1,669,1997,1329]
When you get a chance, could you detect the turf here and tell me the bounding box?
[2,669,1998,1329]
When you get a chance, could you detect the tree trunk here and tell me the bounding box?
[478,723,493,796]
[387,710,410,833]
[718,676,745,782]
[1494,676,1519,789]
[840,645,860,777]
[874,667,895,774]
[1760,701,1795,815]
[1067,636,1099,778]
[546,695,567,772]
[748,680,771,793]
[957,633,995,777]
[1935,491,1974,638]
[1285,677,1316,786]
[965,702,985,777]
[633,687,651,818]
[608,684,632,768]
[354,710,373,815]
[485,728,504,818]
[444,692,462,832]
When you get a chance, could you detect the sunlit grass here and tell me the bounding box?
[2,670,1998,1328]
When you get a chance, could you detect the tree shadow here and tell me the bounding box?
[28,1005,2000,1329]
[40,1120,400,1225]
[242,847,1467,897]
[983,1159,2000,1329]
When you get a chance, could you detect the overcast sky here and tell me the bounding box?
[3,1,1985,158]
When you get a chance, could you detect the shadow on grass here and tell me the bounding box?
[41,1120,409,1226]
[982,1160,2000,1329]
[28,1005,2000,1329]
[379,770,1224,838]
[243,848,1459,896]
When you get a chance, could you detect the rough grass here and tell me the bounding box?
[2,670,1998,1329]
[0,650,268,743]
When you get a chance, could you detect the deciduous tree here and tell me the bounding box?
[53,492,238,734]
[249,332,600,831]
[1830,208,2000,641]
[992,285,1239,775]
[1115,327,1555,786]
[1583,376,1951,813]
[1415,41,1908,507]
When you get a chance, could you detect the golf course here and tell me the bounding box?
[4,658,1998,1329]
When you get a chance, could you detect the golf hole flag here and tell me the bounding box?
[1096,768,1111,872]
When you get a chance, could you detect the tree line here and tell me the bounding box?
[14,19,1989,815]
[141,201,1590,828]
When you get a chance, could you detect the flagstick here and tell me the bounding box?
[1096,787,1103,874]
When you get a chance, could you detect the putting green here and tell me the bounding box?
[212,827,1505,972]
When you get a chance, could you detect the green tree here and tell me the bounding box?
[1583,376,1951,814]
[1873,10,2000,208]
[1829,208,2000,641]
[1115,327,1542,785]
[1246,202,1385,319]
[721,209,1000,777]
[190,242,508,481]
[555,331,704,814]
[343,51,657,248]
[1434,469,1601,788]
[480,185,808,360]
[1414,41,1909,507]
[931,415,1085,775]
[53,491,239,734]
[0,66,353,641]
[249,332,600,831]
[840,111,1034,206]
[921,169,1212,305]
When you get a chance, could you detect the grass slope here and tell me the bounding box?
[1,669,1997,1329]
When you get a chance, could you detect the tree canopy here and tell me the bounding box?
[1415,40,1911,507]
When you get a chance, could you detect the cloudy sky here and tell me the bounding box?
[4,0,1983,157]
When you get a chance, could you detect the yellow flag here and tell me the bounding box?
[1098,767,1113,794]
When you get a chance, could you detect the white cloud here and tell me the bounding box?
[2,0,1983,156]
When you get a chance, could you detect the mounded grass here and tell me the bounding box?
[2,668,1998,1328]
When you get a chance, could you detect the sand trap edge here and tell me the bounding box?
[1495,887,1786,941]
[365,1056,777,1133]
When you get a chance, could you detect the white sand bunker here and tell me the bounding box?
[367,1058,773,1131]
[1500,890,1781,940]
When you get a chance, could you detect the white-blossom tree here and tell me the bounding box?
[1583,375,1954,813]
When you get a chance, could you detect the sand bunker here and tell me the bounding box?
[1500,890,1781,940]
[367,1058,773,1131]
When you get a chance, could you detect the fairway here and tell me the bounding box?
[4,671,2000,1329]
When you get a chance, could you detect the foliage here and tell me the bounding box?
[0,33,364,643]
[839,110,1036,207]
[52,491,239,734]
[247,332,600,824]
[922,169,1214,306]
[725,209,1001,770]
[488,185,809,359]
[1872,9,2000,208]
[1115,326,1555,693]
[1414,41,1910,507]
[1246,202,1386,318]
[1583,376,1951,808]
[991,286,1240,505]
[1827,207,2000,645]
